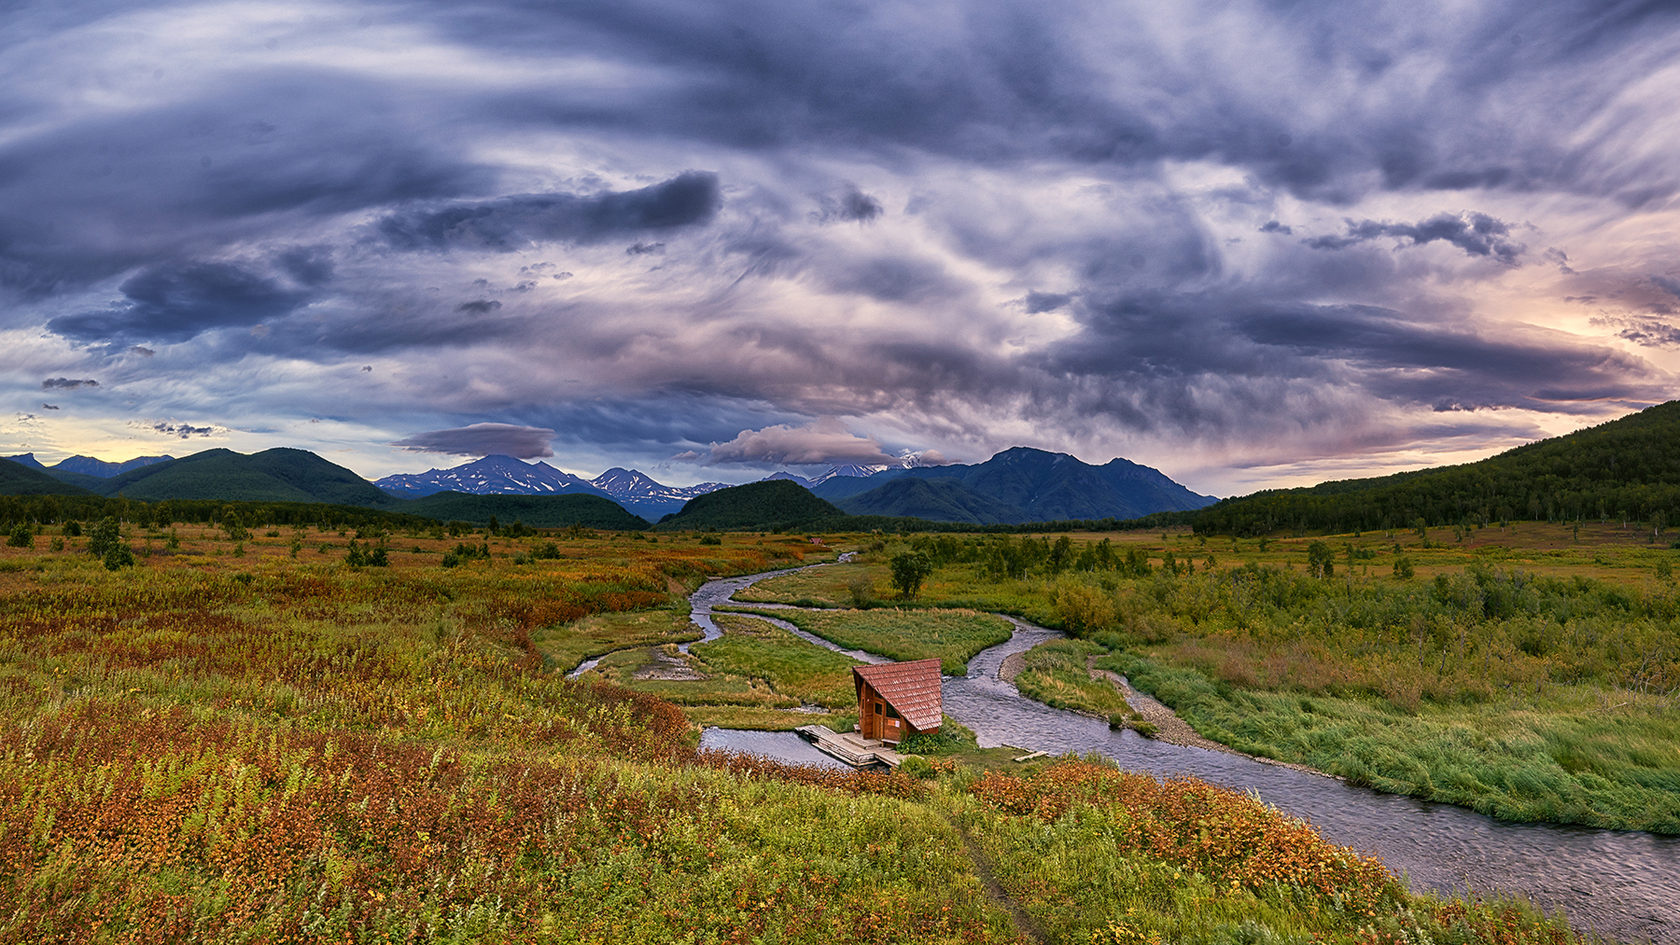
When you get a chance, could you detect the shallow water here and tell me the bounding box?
[690,562,1680,944]
[698,727,854,770]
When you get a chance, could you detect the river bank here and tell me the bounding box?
[691,557,1680,945]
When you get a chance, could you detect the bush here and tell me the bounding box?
[6,522,32,548]
[1108,712,1158,738]
[1054,579,1118,634]
[102,542,135,571]
[897,719,978,755]
[846,576,875,608]
[896,755,936,780]
[345,540,389,568]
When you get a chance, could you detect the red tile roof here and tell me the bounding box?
[853,659,943,732]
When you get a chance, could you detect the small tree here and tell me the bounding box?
[6,522,32,548]
[1306,540,1335,580]
[889,551,933,600]
[88,517,135,570]
[87,517,122,559]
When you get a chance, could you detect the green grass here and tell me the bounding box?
[1104,651,1680,833]
[727,606,1014,674]
[576,614,869,728]
[1012,638,1133,718]
[531,606,702,672]
[732,560,879,606]
[692,613,862,708]
[584,645,796,708]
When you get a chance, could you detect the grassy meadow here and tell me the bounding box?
[0,513,1609,942]
[741,523,1680,833]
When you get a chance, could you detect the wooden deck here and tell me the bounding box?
[794,725,906,768]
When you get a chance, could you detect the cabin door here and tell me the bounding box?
[865,695,885,739]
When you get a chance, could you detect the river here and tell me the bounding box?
[693,557,1680,944]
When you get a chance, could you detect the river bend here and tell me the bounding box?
[691,557,1680,944]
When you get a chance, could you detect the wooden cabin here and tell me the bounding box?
[852,659,942,744]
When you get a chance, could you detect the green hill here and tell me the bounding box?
[98,448,394,505]
[1195,400,1680,536]
[399,492,647,529]
[0,458,91,497]
[836,477,1021,525]
[658,480,844,531]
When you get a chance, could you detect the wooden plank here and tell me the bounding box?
[1012,750,1047,763]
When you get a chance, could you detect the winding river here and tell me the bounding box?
[693,557,1680,945]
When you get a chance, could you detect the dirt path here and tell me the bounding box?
[1087,658,1338,779]
[956,826,1048,945]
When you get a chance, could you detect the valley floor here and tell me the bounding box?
[0,520,1640,942]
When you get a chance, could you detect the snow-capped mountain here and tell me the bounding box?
[589,467,729,519]
[375,455,608,499]
[590,467,727,502]
[809,463,892,484]
[760,456,926,488]
[374,456,731,519]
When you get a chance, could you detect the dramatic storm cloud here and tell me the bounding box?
[4,0,1679,491]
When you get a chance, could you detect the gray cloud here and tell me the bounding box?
[0,72,485,296]
[47,260,311,345]
[814,185,884,224]
[3,0,1678,494]
[149,422,221,438]
[1592,314,1680,348]
[42,377,98,390]
[1304,212,1526,264]
[377,172,721,252]
[1024,291,1074,313]
[392,422,556,458]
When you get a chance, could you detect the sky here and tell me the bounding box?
[3,0,1679,496]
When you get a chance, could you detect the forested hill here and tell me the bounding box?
[1194,400,1680,536]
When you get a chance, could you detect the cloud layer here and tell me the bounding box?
[3,0,1679,490]
[393,423,557,459]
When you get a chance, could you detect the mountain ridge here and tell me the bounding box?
[1192,398,1680,536]
[814,446,1216,524]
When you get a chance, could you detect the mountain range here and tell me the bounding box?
[8,401,1680,531]
[0,443,1215,527]
[373,455,728,520]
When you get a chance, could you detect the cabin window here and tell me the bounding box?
[885,705,899,719]
[873,702,882,715]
